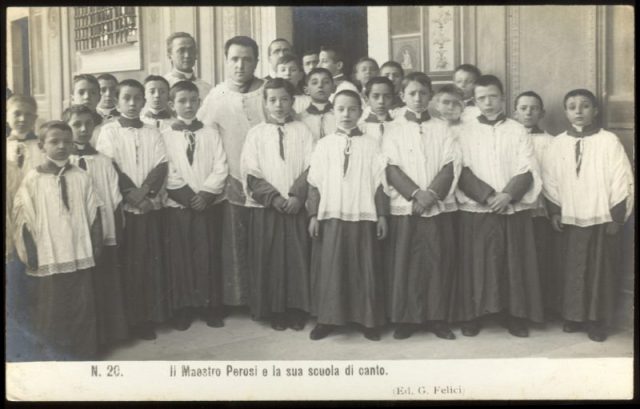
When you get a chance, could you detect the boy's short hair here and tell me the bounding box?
[563,88,598,109]
[354,57,379,71]
[38,120,72,144]
[263,78,296,100]
[268,38,291,55]
[380,60,405,77]
[169,80,199,101]
[454,64,482,80]
[276,54,302,69]
[400,72,433,95]
[62,104,95,123]
[166,32,196,54]
[319,46,343,64]
[72,74,99,91]
[364,76,394,97]
[302,49,318,58]
[305,67,334,85]
[144,75,171,89]
[514,90,545,110]
[97,73,118,83]
[474,75,504,95]
[116,79,145,99]
[7,94,38,112]
[434,84,465,101]
[333,89,362,109]
[224,36,259,60]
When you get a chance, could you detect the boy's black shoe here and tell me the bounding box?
[587,322,607,342]
[460,320,480,337]
[562,320,584,333]
[431,321,456,340]
[393,324,416,340]
[135,323,157,341]
[206,309,224,328]
[171,309,193,331]
[309,324,333,340]
[288,310,307,331]
[507,317,529,338]
[271,314,287,331]
[362,327,381,341]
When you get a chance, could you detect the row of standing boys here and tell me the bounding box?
[5,34,634,360]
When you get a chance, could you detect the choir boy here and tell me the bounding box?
[96,74,120,121]
[358,76,396,146]
[542,89,634,342]
[142,75,175,131]
[297,67,336,143]
[453,64,482,123]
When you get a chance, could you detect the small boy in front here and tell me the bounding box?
[307,89,389,341]
[96,74,120,121]
[163,80,229,330]
[513,91,558,314]
[141,75,174,131]
[358,76,396,146]
[297,67,337,143]
[452,75,543,338]
[453,64,482,123]
[13,121,102,360]
[63,104,128,350]
[542,89,634,342]
[240,78,314,331]
[96,79,169,341]
[383,72,460,340]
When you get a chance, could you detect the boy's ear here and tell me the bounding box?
[168,100,175,111]
[303,84,310,96]
[539,109,546,119]
[336,61,344,72]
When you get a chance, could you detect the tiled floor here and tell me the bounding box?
[95,310,634,361]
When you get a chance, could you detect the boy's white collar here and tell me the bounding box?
[46,156,69,168]
[177,116,195,125]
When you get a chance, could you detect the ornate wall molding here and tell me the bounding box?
[506,6,520,115]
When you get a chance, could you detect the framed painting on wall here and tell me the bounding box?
[391,35,422,74]
[423,6,460,82]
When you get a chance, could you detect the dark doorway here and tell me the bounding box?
[292,7,367,79]
[10,17,31,95]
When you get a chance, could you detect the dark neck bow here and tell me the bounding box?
[266,115,294,126]
[528,125,544,135]
[364,112,392,123]
[477,113,507,126]
[73,143,98,156]
[266,116,294,160]
[171,119,204,132]
[145,110,172,120]
[404,110,431,124]
[37,160,73,210]
[99,108,120,119]
[337,127,363,176]
[465,99,475,107]
[567,123,600,138]
[306,103,332,115]
[336,127,364,137]
[118,116,144,129]
[8,131,38,142]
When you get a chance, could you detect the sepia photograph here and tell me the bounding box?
[4,4,635,401]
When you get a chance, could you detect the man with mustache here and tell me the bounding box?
[164,32,212,98]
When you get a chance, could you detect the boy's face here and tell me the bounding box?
[145,81,170,111]
[169,37,197,72]
[565,95,598,128]
[268,40,292,71]
[435,92,463,122]
[117,86,145,118]
[226,44,258,84]
[355,61,379,87]
[515,96,545,128]
[98,79,118,109]
[302,54,319,74]
[367,83,394,117]
[318,51,342,76]
[41,128,73,161]
[265,87,294,121]
[453,70,477,100]
[72,80,100,111]
[305,73,333,103]
[68,112,96,145]
[380,66,403,94]
[276,61,303,87]
[170,90,200,120]
[333,94,362,130]
[401,81,432,113]
[7,101,37,135]
[474,84,504,117]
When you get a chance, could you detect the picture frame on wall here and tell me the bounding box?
[391,35,422,74]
